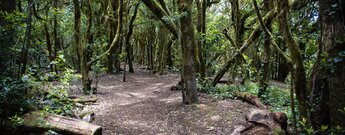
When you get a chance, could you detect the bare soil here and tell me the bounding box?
[70,68,256,135]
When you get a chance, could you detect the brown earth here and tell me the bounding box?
[70,68,257,135]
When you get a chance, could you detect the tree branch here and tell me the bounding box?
[252,0,292,64]
[87,0,123,66]
[142,0,178,38]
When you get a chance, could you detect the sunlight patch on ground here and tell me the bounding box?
[98,85,122,89]
[128,92,156,98]
[115,93,133,98]
[118,101,140,106]
[158,96,182,103]
[122,120,153,129]
[153,83,164,86]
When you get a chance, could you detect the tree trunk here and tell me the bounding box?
[0,0,16,77]
[73,0,81,74]
[311,0,345,128]
[147,21,155,73]
[53,0,59,74]
[73,0,85,92]
[78,0,93,94]
[166,38,174,69]
[44,8,53,73]
[106,1,118,73]
[179,0,199,104]
[19,0,33,76]
[125,3,139,73]
[258,0,272,100]
[157,25,166,74]
[195,0,206,77]
[277,0,308,120]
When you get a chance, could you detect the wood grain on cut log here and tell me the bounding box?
[234,91,267,109]
[23,111,102,135]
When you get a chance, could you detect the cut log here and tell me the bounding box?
[231,109,289,135]
[23,111,102,135]
[244,109,289,135]
[234,91,267,109]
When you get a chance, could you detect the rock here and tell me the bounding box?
[211,115,221,121]
[207,126,215,131]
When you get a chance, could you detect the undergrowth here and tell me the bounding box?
[197,78,292,120]
[0,56,79,130]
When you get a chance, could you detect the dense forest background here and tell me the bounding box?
[0,0,345,134]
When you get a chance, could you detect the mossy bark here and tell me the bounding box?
[277,0,308,120]
[311,0,345,128]
[212,10,276,86]
[179,0,199,104]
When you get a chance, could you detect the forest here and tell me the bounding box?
[0,0,345,134]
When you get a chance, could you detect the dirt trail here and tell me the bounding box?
[71,68,255,135]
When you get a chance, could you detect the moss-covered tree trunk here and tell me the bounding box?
[311,0,345,128]
[44,8,54,73]
[0,0,16,77]
[78,0,93,94]
[147,20,155,74]
[157,25,169,75]
[73,0,81,74]
[195,0,206,77]
[52,0,60,74]
[106,1,118,73]
[277,0,308,120]
[179,0,199,104]
[125,2,140,73]
[258,0,272,99]
[166,38,174,69]
[19,0,33,76]
[212,10,276,86]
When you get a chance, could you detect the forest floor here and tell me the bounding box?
[69,66,257,135]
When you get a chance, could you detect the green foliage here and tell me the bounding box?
[264,86,290,109]
[0,78,35,119]
[92,61,107,74]
[9,115,24,127]
[299,117,314,135]
[299,117,345,135]
[0,66,77,127]
[197,79,293,124]
[197,80,261,100]
[210,85,235,99]
[196,77,216,93]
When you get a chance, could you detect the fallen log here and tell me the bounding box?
[234,91,267,109]
[23,111,102,135]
